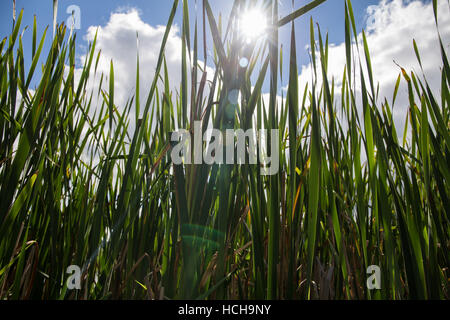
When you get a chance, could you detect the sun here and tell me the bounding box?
[239,7,268,43]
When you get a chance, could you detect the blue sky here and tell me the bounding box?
[1,0,448,132]
[1,1,379,45]
[1,0,378,88]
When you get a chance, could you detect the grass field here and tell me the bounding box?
[0,0,448,299]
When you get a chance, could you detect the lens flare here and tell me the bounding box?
[239,8,268,42]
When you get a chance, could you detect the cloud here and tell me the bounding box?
[71,8,213,168]
[75,8,214,134]
[80,9,181,118]
[296,0,450,134]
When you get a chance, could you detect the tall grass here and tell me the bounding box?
[0,0,448,299]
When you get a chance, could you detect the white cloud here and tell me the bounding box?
[75,8,214,133]
[80,9,181,120]
[70,8,220,170]
[296,0,450,134]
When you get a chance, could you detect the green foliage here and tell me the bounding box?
[0,0,448,300]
